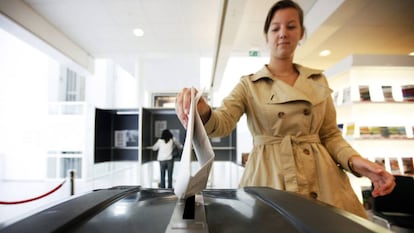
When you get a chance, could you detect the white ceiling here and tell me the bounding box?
[5,0,414,91]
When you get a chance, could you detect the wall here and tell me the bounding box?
[0,27,55,180]
[0,0,94,73]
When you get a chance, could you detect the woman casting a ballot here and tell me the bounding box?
[175,0,395,218]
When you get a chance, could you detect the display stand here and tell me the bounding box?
[94,108,139,163]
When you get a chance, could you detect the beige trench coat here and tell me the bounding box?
[204,64,367,218]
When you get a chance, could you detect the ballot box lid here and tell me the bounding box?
[0,186,389,233]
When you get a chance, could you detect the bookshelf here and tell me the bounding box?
[326,55,414,177]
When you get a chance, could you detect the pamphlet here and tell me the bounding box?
[174,88,215,199]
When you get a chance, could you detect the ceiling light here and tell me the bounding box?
[133,28,144,37]
[409,51,414,56]
[319,50,331,57]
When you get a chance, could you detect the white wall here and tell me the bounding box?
[0,0,94,73]
[0,28,55,180]
[140,57,201,106]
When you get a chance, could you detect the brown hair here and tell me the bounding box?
[263,0,305,35]
[161,129,173,143]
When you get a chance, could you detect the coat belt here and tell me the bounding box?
[253,134,321,192]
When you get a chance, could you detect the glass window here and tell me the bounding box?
[153,93,177,108]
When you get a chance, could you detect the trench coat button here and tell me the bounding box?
[310,192,318,199]
[303,148,310,155]
[277,112,285,118]
[303,108,311,115]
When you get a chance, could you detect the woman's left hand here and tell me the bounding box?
[350,156,396,197]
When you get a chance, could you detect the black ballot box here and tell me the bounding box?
[0,186,390,233]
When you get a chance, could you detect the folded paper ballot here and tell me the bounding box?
[174,88,215,199]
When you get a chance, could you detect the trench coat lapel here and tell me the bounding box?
[294,65,333,105]
[251,65,332,105]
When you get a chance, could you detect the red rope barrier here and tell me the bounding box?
[0,180,66,205]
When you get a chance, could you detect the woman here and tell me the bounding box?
[151,129,183,189]
[175,0,395,218]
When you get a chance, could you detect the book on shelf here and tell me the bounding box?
[342,87,351,104]
[345,123,355,137]
[402,157,414,175]
[333,92,339,105]
[337,123,344,132]
[359,126,383,139]
[359,126,406,139]
[374,157,386,168]
[359,126,371,138]
[387,126,407,139]
[389,157,401,174]
[358,85,371,101]
[381,85,394,102]
[401,84,414,101]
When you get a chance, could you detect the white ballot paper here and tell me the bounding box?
[174,88,215,199]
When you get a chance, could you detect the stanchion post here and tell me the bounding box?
[70,170,75,196]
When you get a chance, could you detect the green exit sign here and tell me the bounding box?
[249,50,260,57]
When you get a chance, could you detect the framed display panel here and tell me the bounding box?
[141,108,185,163]
[94,108,139,163]
[141,108,237,163]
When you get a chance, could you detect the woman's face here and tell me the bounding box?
[266,8,304,60]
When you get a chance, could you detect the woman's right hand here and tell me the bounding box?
[175,87,211,128]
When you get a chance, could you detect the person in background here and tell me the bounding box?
[175,0,395,218]
[151,129,183,189]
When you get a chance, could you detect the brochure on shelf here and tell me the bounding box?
[345,123,355,137]
[389,157,402,174]
[402,157,414,175]
[374,157,386,168]
[358,85,371,101]
[342,87,351,104]
[381,85,394,102]
[402,85,414,101]
[358,126,406,139]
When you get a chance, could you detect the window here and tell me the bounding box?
[152,93,178,108]
[47,153,82,179]
[65,67,85,102]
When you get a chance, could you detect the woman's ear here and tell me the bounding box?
[300,28,305,40]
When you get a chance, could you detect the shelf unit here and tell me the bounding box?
[326,55,414,176]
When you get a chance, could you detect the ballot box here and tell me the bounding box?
[0,186,390,233]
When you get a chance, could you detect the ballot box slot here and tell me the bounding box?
[182,195,196,219]
[165,194,209,233]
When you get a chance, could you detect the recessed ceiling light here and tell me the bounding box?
[409,51,414,56]
[133,28,144,37]
[319,50,331,57]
